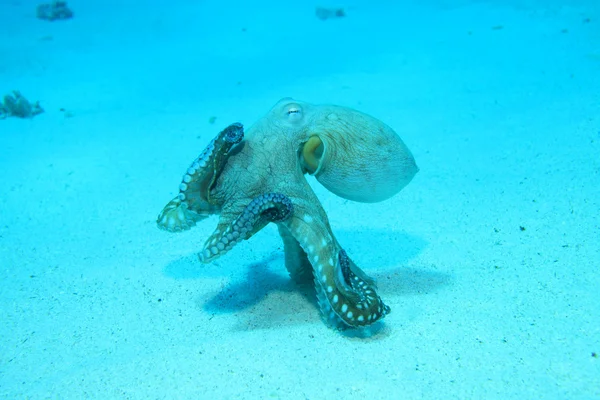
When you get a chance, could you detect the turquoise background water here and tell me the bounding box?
[1,1,599,398]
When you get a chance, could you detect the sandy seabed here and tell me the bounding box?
[1,0,599,399]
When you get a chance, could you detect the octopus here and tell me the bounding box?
[157,98,418,329]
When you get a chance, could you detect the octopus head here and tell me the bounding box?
[271,98,419,203]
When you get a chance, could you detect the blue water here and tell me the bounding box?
[1,1,599,399]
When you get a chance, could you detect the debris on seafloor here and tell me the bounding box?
[59,107,74,118]
[36,1,74,21]
[0,91,44,119]
[315,7,345,21]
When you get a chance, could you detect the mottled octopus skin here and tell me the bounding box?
[157,99,418,329]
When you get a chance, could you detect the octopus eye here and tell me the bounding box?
[285,104,303,122]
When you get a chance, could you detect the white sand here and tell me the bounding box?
[1,0,599,398]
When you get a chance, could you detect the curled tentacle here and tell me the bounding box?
[157,123,244,232]
[281,207,389,329]
[333,249,390,324]
[178,122,243,209]
[155,196,205,232]
[199,193,294,263]
[314,246,389,329]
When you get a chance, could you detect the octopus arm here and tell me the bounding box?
[156,123,244,232]
[199,193,294,263]
[281,209,390,329]
[277,224,313,283]
[156,196,209,232]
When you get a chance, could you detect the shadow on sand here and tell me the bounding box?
[162,228,451,337]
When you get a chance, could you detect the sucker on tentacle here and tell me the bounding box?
[157,123,244,232]
[339,249,353,287]
[155,196,203,232]
[179,122,243,208]
[199,193,294,263]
